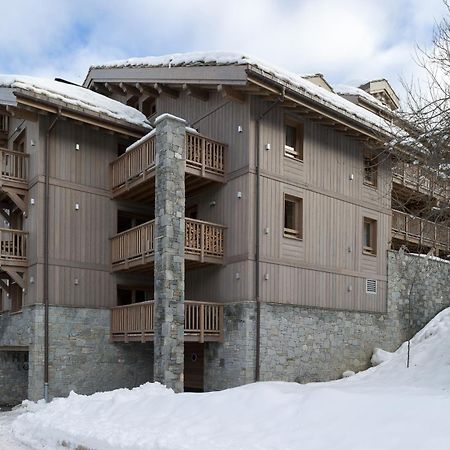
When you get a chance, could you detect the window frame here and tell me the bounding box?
[362,217,377,256]
[283,194,303,240]
[284,117,304,161]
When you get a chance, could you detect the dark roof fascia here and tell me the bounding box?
[83,65,249,89]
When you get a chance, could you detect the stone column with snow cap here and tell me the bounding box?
[153,113,186,393]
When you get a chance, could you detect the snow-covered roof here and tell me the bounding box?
[0,75,151,129]
[90,51,392,134]
[334,84,388,110]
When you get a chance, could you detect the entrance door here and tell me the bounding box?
[184,343,204,392]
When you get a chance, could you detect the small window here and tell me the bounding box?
[284,195,303,239]
[365,279,378,294]
[363,217,377,255]
[141,97,156,118]
[284,118,304,161]
[363,152,378,187]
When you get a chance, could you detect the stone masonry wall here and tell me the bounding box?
[0,305,154,403]
[204,302,256,390]
[205,251,450,388]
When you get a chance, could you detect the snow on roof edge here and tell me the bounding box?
[88,51,393,135]
[0,75,151,130]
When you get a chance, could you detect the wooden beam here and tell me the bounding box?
[3,268,25,289]
[5,190,26,215]
[105,82,126,96]
[135,83,159,97]
[119,82,141,97]
[183,84,209,102]
[91,82,110,96]
[5,106,38,122]
[217,85,246,103]
[153,83,179,99]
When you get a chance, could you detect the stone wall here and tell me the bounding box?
[204,302,256,390]
[257,251,450,383]
[205,251,450,387]
[0,305,154,403]
[388,251,450,334]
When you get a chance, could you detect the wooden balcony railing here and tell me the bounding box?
[0,228,27,262]
[111,220,154,267]
[110,131,226,192]
[0,148,29,184]
[393,162,449,198]
[110,300,224,343]
[392,210,450,250]
[111,218,225,269]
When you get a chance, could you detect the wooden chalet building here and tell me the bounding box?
[0,52,448,404]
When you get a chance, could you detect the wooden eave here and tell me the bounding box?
[245,67,391,142]
[12,90,148,138]
[83,65,249,89]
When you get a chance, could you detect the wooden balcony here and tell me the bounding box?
[393,162,449,200]
[0,148,29,190]
[110,131,226,201]
[0,228,28,266]
[111,218,225,272]
[110,300,224,343]
[392,209,450,251]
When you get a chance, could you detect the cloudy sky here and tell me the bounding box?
[0,0,447,101]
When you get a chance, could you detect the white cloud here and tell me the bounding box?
[0,0,447,102]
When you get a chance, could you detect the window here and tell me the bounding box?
[284,118,304,161]
[363,152,378,187]
[284,195,303,239]
[141,97,156,118]
[363,217,377,255]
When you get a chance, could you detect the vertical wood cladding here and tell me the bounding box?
[25,119,118,308]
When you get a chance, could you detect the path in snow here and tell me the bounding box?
[0,409,35,449]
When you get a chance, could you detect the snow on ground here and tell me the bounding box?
[0,409,36,449]
[0,75,151,128]
[6,307,450,450]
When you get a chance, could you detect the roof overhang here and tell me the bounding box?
[84,63,393,143]
[0,87,147,138]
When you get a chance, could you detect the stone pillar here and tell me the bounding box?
[153,114,186,393]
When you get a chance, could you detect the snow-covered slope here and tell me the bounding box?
[0,75,150,128]
[10,307,450,450]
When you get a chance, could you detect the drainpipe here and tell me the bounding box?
[254,90,285,383]
[44,115,58,403]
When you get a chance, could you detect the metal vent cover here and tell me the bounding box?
[366,279,377,294]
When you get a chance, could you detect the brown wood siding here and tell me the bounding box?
[24,119,119,308]
[244,97,391,312]
[157,91,250,174]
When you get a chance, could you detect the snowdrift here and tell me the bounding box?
[11,308,450,450]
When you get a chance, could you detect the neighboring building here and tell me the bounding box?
[0,53,448,405]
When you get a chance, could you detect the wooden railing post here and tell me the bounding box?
[199,303,205,343]
[201,138,206,178]
[200,223,205,263]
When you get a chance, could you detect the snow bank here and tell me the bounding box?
[0,75,150,128]
[11,307,450,450]
[90,51,393,133]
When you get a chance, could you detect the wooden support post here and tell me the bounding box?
[199,303,205,344]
